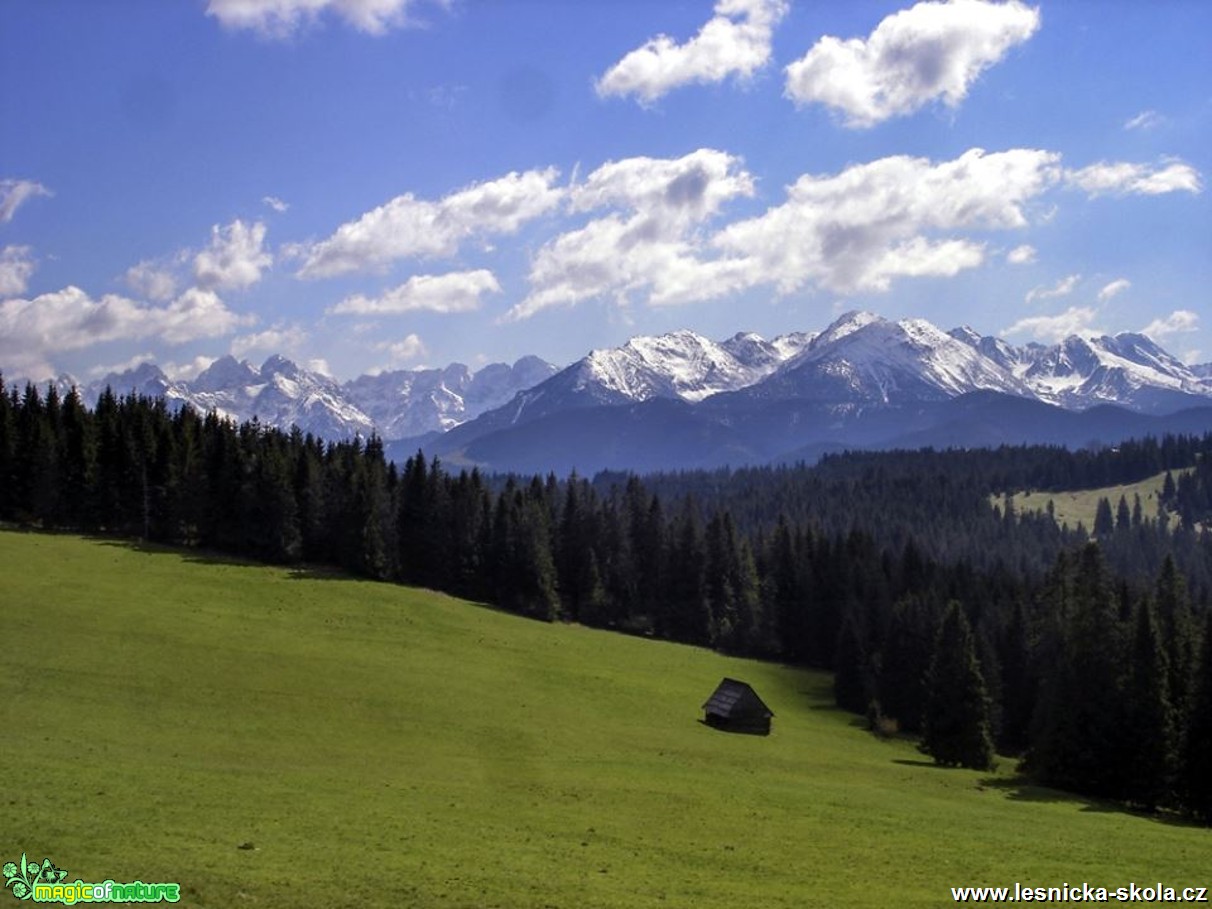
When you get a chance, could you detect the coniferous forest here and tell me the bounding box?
[4,376,1212,823]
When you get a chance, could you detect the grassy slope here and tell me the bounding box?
[996,468,1192,531]
[1,531,1206,908]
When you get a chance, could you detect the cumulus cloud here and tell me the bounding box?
[330,269,501,315]
[1006,244,1036,265]
[1025,273,1080,303]
[569,149,755,221]
[163,355,219,381]
[1065,159,1202,197]
[194,219,272,291]
[0,179,52,223]
[378,333,427,365]
[711,146,1059,297]
[1141,309,1199,341]
[1003,305,1099,342]
[1097,278,1131,302]
[507,146,1203,320]
[306,358,332,376]
[262,195,290,213]
[784,0,1039,128]
[0,285,251,378]
[510,146,1091,318]
[0,245,37,297]
[206,0,429,37]
[124,259,181,302]
[595,0,788,104]
[86,352,161,379]
[298,168,563,278]
[506,149,755,320]
[230,323,308,359]
[1123,110,1164,131]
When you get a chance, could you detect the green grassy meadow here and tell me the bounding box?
[995,468,1192,532]
[1,531,1207,907]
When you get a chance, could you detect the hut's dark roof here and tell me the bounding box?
[702,678,773,719]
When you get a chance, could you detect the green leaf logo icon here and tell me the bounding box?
[4,853,67,901]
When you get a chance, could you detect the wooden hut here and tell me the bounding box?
[702,678,773,735]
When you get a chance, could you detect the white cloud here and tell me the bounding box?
[1065,159,1202,197]
[230,323,308,358]
[1124,110,1164,131]
[510,146,1074,319]
[306,358,333,376]
[0,245,37,297]
[569,148,755,222]
[784,0,1040,128]
[1006,244,1036,265]
[595,0,788,105]
[0,285,251,378]
[86,352,160,379]
[262,195,290,213]
[298,168,564,278]
[710,146,1059,297]
[507,149,755,320]
[377,333,427,365]
[1003,305,1099,342]
[1096,278,1131,302]
[1141,309,1199,341]
[330,269,501,315]
[1025,273,1080,303]
[0,179,52,223]
[124,259,180,302]
[193,219,272,291]
[205,0,429,38]
[163,355,219,381]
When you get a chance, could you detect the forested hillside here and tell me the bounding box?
[3,376,1211,821]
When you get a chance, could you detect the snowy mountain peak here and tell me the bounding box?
[575,327,810,404]
[814,310,885,346]
[194,355,260,393]
[91,362,193,406]
[948,325,984,347]
[777,312,1030,402]
[260,354,302,379]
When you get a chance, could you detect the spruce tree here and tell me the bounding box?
[1122,598,1176,810]
[395,452,429,586]
[1115,495,1131,530]
[833,609,873,715]
[666,498,708,643]
[877,595,939,733]
[920,602,994,770]
[1029,544,1127,797]
[1155,556,1196,726]
[1184,612,1212,822]
[770,516,808,662]
[998,600,1034,755]
[0,376,15,520]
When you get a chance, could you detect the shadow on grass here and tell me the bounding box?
[287,564,361,583]
[84,533,360,579]
[695,718,772,737]
[976,775,1205,828]
[90,535,266,569]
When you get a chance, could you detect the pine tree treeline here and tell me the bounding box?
[2,377,1211,821]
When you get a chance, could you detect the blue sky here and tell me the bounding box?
[1,0,1208,382]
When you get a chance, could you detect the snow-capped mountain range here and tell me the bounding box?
[60,353,558,443]
[15,310,1212,472]
[469,310,1211,422]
